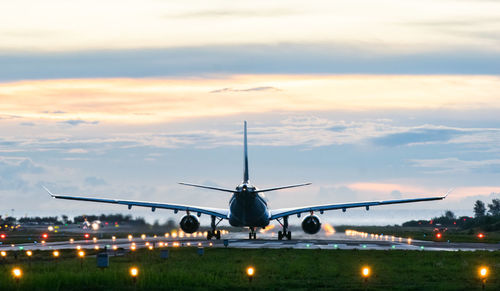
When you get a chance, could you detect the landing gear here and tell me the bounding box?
[278,230,292,240]
[248,227,257,240]
[206,216,223,240]
[207,230,221,240]
[277,216,292,240]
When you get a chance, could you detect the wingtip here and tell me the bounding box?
[444,188,454,198]
[42,185,55,197]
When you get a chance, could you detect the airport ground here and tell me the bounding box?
[0,247,499,290]
[0,225,499,290]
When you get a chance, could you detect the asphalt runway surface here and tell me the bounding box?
[2,231,499,252]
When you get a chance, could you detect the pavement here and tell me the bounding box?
[1,230,499,252]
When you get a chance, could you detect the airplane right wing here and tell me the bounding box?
[270,189,452,220]
[43,186,229,219]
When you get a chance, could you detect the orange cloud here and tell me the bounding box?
[1,75,500,124]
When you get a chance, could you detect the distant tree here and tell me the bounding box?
[444,210,455,220]
[61,215,70,224]
[488,199,500,216]
[473,200,486,218]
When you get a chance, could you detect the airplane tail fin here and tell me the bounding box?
[243,121,249,183]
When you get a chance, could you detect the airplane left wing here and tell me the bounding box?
[43,186,229,219]
[270,189,452,220]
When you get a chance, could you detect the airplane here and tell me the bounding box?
[43,121,451,240]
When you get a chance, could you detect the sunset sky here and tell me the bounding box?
[1,0,499,225]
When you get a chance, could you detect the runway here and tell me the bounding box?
[2,231,499,252]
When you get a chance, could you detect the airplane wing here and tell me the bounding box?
[270,189,452,220]
[43,186,228,219]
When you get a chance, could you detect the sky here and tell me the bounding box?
[1,0,500,226]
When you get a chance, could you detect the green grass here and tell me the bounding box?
[0,247,499,290]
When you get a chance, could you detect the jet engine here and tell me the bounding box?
[301,215,321,234]
[180,215,200,234]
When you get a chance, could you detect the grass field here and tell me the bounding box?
[0,247,499,290]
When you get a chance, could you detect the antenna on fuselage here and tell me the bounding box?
[243,121,249,184]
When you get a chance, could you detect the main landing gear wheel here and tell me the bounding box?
[278,231,292,241]
[277,216,292,240]
[207,216,222,240]
[206,230,222,240]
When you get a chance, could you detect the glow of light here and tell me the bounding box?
[0,234,5,239]
[407,238,412,244]
[41,240,46,244]
[76,245,81,250]
[148,245,153,250]
[112,245,118,250]
[164,233,169,238]
[93,237,97,242]
[322,223,335,236]
[128,234,133,241]
[145,242,150,246]
[53,250,60,257]
[187,242,191,246]
[362,267,370,278]
[12,268,22,278]
[1,251,6,257]
[69,238,74,243]
[159,242,164,247]
[436,233,442,239]
[94,245,99,250]
[91,223,99,230]
[141,234,146,240]
[48,226,54,231]
[246,267,255,277]
[260,224,275,234]
[130,267,139,277]
[84,233,90,239]
[478,233,484,239]
[112,236,116,241]
[198,242,202,247]
[479,267,488,278]
[26,250,32,257]
[42,233,48,239]
[78,251,85,258]
[131,245,136,251]
[209,242,213,247]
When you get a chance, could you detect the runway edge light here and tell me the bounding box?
[246,266,255,282]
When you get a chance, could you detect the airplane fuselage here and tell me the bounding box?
[228,183,270,227]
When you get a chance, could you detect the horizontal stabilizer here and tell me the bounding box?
[178,182,235,193]
[258,183,312,193]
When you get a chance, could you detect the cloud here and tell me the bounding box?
[0,158,44,191]
[372,128,462,146]
[1,44,500,81]
[210,86,281,93]
[20,122,35,126]
[168,9,296,19]
[409,158,500,174]
[59,120,99,126]
[84,176,107,187]
[391,190,403,199]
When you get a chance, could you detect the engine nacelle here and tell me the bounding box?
[301,215,321,234]
[180,215,200,234]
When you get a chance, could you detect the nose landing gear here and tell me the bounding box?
[248,227,257,239]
